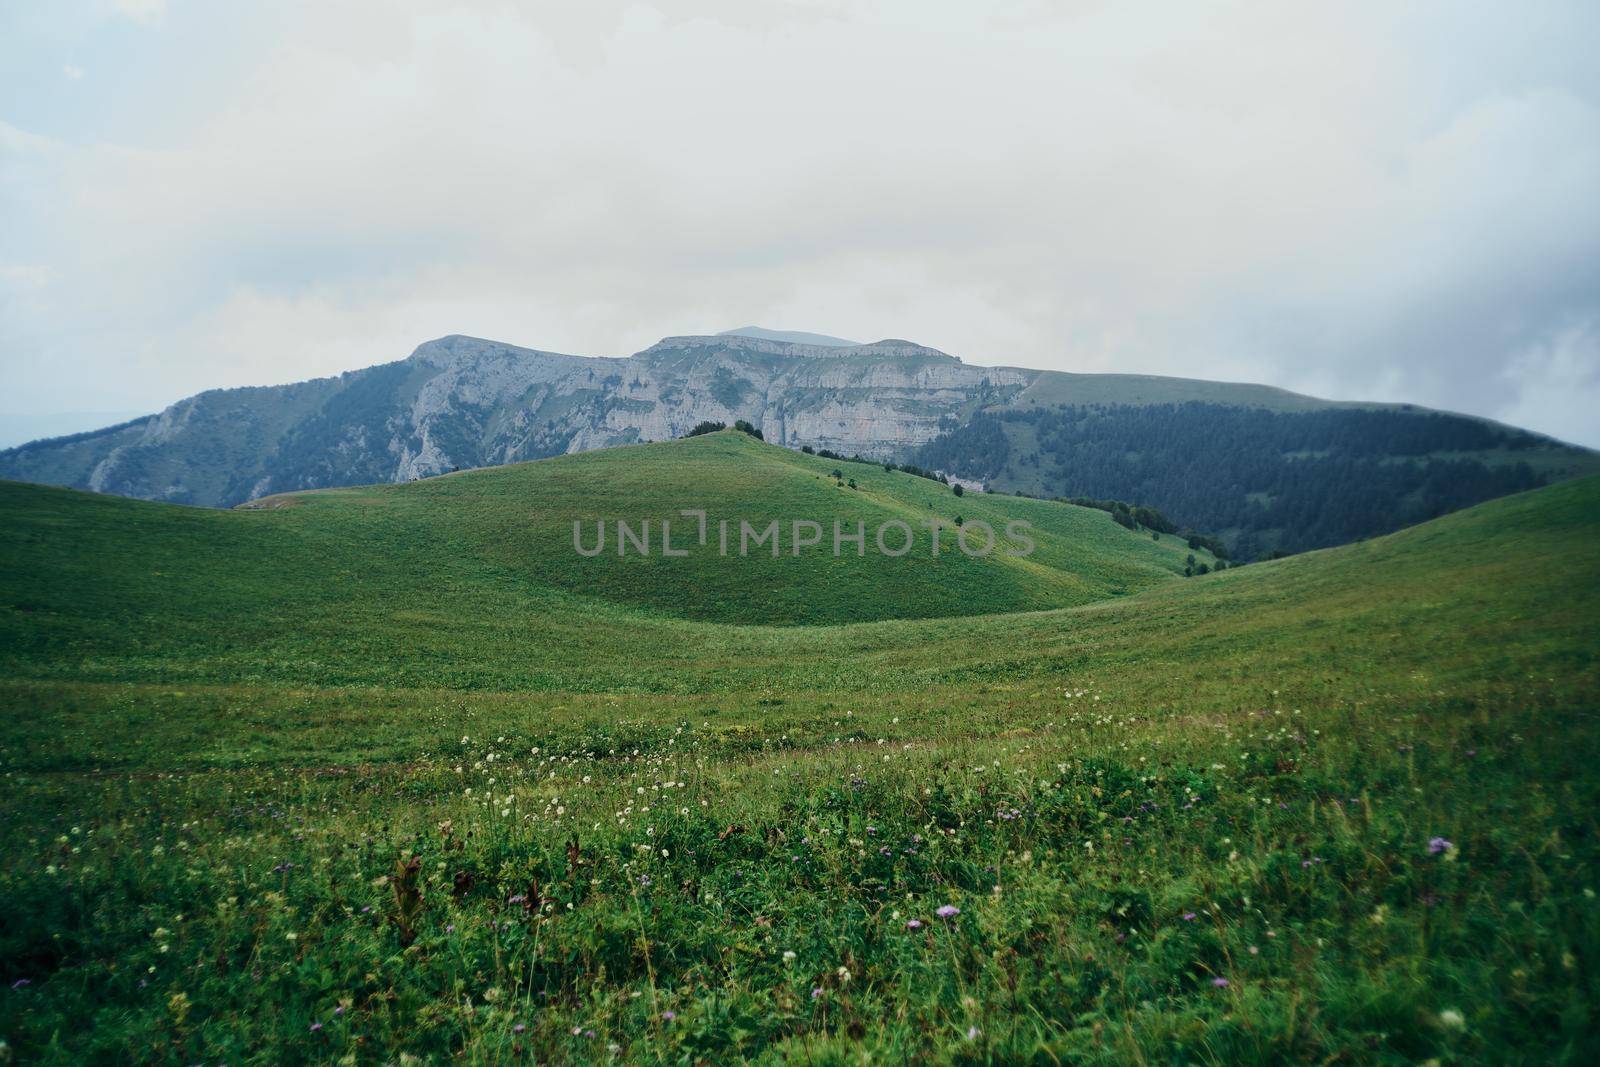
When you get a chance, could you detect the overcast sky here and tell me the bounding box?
[3,0,1598,446]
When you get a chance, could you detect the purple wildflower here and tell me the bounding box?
[937,904,960,919]
[1212,977,1230,988]
[1429,836,1453,854]
[1182,912,1197,921]
[906,919,923,930]
[309,1022,323,1032]
[661,1011,675,1021]
[513,1023,526,1034]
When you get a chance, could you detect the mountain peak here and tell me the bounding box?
[718,326,861,347]
[406,334,582,369]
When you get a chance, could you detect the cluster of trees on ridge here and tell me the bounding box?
[685,420,764,440]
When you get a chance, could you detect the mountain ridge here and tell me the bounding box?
[2,330,1593,559]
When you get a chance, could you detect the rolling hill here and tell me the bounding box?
[0,430,1212,684]
[0,428,1593,701]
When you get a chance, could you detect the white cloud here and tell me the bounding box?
[1496,319,1600,447]
[62,64,84,80]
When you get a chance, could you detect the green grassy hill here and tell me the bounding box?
[0,431,1210,661]
[0,439,1597,1063]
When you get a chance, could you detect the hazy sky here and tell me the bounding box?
[3,0,1598,446]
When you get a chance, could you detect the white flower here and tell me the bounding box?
[1439,1008,1465,1030]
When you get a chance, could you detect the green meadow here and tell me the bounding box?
[1,431,1597,1063]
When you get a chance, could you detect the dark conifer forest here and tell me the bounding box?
[916,403,1562,558]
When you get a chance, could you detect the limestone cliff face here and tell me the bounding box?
[0,333,1037,507]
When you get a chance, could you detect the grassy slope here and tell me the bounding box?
[0,433,1209,683]
[1,466,1594,754]
[0,449,1597,1062]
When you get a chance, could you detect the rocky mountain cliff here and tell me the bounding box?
[0,333,1030,507]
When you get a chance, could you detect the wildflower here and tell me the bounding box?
[811,987,824,999]
[661,1011,675,1021]
[1428,836,1453,854]
[966,1025,981,1040]
[309,1022,323,1032]
[937,904,960,919]
[1182,912,1197,921]
[513,1023,526,1034]
[1211,977,1230,988]
[906,919,923,930]
[1439,1008,1465,1030]
[782,950,797,961]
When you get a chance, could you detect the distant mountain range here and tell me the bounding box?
[2,329,1594,558]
